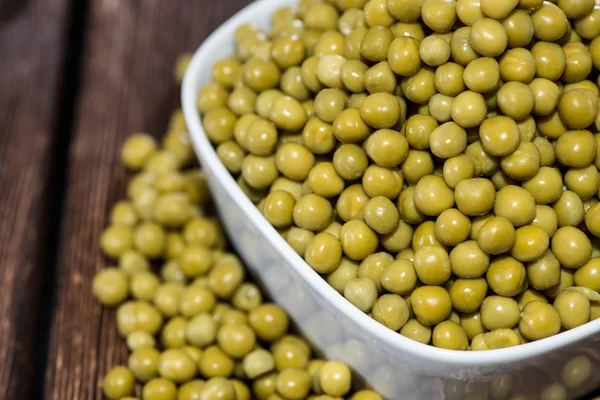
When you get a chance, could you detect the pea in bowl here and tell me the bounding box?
[182,0,600,398]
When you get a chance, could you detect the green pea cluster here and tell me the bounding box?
[94,54,382,400]
[196,0,600,354]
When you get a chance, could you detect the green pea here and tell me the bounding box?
[103,366,135,400]
[128,347,160,382]
[126,329,155,353]
[134,222,167,259]
[130,271,160,301]
[153,192,192,228]
[119,250,150,276]
[157,348,197,383]
[101,225,134,259]
[142,378,178,400]
[121,133,158,171]
[93,268,129,307]
[161,316,188,348]
[110,201,138,227]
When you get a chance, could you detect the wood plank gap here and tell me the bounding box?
[32,0,92,398]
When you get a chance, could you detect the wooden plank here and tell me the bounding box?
[43,1,251,398]
[0,1,73,399]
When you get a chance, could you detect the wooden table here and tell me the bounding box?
[0,0,599,399]
[0,1,251,398]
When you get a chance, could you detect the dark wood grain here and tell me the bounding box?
[0,1,73,399]
[43,1,251,398]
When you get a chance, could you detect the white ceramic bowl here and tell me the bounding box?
[182,1,600,398]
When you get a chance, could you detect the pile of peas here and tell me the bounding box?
[197,0,600,351]
[92,57,382,400]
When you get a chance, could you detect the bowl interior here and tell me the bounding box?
[181,0,600,370]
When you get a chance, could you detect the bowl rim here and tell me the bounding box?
[181,0,600,367]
